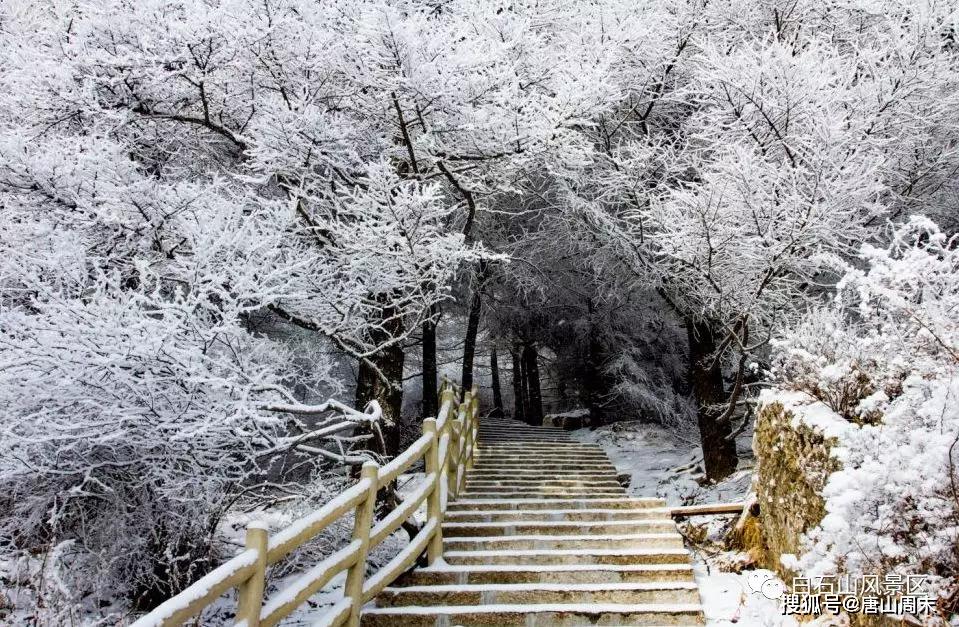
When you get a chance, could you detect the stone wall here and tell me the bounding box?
[731,400,895,626]
[749,400,840,579]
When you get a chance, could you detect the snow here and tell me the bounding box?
[757,389,852,441]
[696,565,799,626]
[570,421,753,507]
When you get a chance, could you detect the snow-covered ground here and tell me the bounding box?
[571,420,798,626]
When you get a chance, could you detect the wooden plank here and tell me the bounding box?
[378,432,431,485]
[369,472,435,547]
[130,550,258,627]
[361,518,439,602]
[259,540,362,627]
[670,503,745,518]
[266,478,371,564]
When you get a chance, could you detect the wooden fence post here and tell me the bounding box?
[468,385,479,469]
[439,387,455,417]
[422,418,443,564]
[235,523,268,627]
[344,462,379,627]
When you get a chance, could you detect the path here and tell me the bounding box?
[361,417,706,625]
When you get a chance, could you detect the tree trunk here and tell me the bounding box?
[490,345,504,418]
[522,342,543,426]
[687,318,738,481]
[421,307,438,419]
[355,301,405,458]
[583,299,604,429]
[511,344,526,423]
[461,288,482,397]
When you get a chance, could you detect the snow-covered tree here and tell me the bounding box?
[561,0,959,479]
[769,216,959,605]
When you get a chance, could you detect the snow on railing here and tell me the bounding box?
[131,379,479,627]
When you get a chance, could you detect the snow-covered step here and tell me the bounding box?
[442,519,677,536]
[475,457,610,463]
[443,548,693,566]
[469,467,618,475]
[465,474,619,483]
[483,435,582,440]
[477,437,575,443]
[475,453,609,460]
[444,508,672,522]
[469,462,617,470]
[359,602,705,626]
[460,485,625,493]
[477,441,601,447]
[459,491,627,500]
[465,475,620,482]
[448,497,666,511]
[443,533,684,551]
[478,438,576,443]
[394,563,697,586]
[375,581,701,607]
[362,418,703,626]
[477,444,602,451]
[465,479,623,489]
[478,430,571,435]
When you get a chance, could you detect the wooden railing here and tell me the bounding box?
[132,380,480,627]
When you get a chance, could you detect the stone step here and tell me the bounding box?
[466,467,619,481]
[477,449,609,455]
[444,508,672,522]
[375,581,701,607]
[477,436,574,441]
[465,480,623,489]
[443,548,692,566]
[443,533,684,551]
[394,563,697,586]
[470,464,617,473]
[442,520,677,536]
[476,453,607,460]
[478,439,576,444]
[474,459,616,466]
[478,429,572,434]
[448,498,666,511]
[459,491,627,500]
[477,444,601,450]
[360,602,705,626]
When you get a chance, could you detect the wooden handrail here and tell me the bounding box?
[131,381,481,627]
[670,502,747,519]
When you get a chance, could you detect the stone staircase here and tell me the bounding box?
[361,417,705,626]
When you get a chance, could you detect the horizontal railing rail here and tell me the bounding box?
[132,379,479,627]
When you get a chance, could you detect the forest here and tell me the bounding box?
[1,0,958,624]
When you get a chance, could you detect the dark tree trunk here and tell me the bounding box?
[686,318,738,481]
[583,300,604,429]
[461,288,482,397]
[490,345,504,418]
[421,306,438,419]
[355,301,405,458]
[511,344,526,423]
[522,342,543,426]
